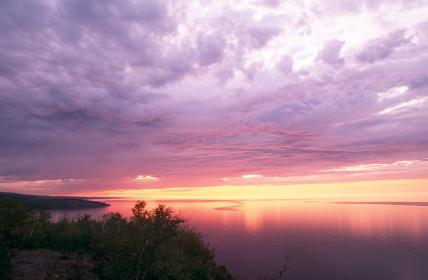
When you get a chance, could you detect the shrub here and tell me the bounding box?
[0,199,234,280]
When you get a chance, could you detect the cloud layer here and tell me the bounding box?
[1,0,428,194]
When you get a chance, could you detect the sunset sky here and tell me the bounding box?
[1,0,428,199]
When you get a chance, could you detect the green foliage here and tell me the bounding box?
[0,198,31,249]
[0,243,11,280]
[0,198,26,280]
[0,198,234,280]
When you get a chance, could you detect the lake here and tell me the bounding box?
[50,199,428,280]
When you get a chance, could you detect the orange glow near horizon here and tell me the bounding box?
[82,179,428,202]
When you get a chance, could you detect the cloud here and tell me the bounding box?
[135,175,160,181]
[377,85,409,101]
[317,39,345,65]
[277,55,294,74]
[241,174,264,179]
[1,0,428,195]
[197,33,226,66]
[246,25,280,48]
[326,160,413,172]
[377,97,428,115]
[356,30,410,63]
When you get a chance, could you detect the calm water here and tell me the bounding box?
[51,199,428,280]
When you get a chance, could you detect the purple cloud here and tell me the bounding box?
[317,39,345,65]
[197,33,226,66]
[356,30,410,63]
[277,55,294,74]
[0,0,428,195]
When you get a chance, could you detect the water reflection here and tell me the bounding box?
[51,200,428,279]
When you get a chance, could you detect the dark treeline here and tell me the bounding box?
[0,198,233,280]
[0,192,109,210]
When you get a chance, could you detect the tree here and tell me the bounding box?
[0,199,234,280]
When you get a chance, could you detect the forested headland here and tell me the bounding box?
[0,192,109,210]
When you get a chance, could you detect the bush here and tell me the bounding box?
[0,199,234,280]
[0,245,11,280]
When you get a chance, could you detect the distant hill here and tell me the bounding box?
[0,192,109,210]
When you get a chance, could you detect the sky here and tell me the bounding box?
[1,0,428,199]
